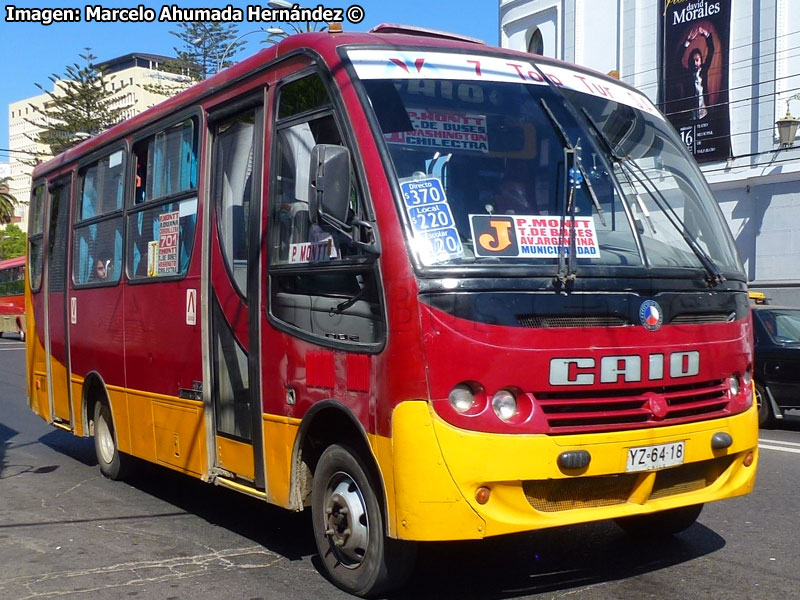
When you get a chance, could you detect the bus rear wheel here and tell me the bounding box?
[93,402,127,480]
[311,444,416,597]
[615,504,703,538]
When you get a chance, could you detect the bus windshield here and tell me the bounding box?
[354,52,743,278]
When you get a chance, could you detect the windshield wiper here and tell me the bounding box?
[579,108,725,286]
[539,100,606,290]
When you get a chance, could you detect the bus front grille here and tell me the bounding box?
[536,380,730,434]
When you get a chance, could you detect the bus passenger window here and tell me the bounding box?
[28,184,46,292]
[127,118,199,281]
[73,152,125,287]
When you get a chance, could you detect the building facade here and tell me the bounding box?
[7,53,189,232]
[500,0,800,305]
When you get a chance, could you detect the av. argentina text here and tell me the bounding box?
[5,4,363,25]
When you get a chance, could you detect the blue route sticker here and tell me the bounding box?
[400,177,463,264]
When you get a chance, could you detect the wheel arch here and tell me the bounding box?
[289,400,387,521]
[81,371,116,438]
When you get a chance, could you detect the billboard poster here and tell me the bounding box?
[661,0,731,162]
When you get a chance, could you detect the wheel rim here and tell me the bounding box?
[756,387,765,416]
[96,411,115,465]
[322,471,369,568]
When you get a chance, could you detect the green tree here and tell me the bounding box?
[26,50,132,156]
[143,21,247,98]
[0,177,17,225]
[0,224,26,259]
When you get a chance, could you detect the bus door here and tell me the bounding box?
[44,175,73,426]
[207,96,265,487]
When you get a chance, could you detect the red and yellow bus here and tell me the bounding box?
[0,255,26,339]
[26,25,757,596]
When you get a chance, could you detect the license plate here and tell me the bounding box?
[626,441,685,473]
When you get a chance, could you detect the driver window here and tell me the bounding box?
[269,72,384,347]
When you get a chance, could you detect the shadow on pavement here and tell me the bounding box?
[38,429,97,467]
[392,520,725,599]
[0,422,19,478]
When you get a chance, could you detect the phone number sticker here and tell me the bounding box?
[400,177,463,264]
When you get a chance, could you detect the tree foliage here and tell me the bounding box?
[143,21,247,97]
[174,21,247,78]
[26,50,132,156]
[0,177,17,225]
[0,224,26,259]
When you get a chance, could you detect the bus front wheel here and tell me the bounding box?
[615,504,703,538]
[311,444,416,597]
[93,402,127,480]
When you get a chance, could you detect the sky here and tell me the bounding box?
[0,0,500,159]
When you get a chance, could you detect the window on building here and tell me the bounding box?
[528,27,544,55]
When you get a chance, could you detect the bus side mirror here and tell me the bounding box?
[309,144,351,228]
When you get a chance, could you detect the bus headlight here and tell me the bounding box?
[492,389,518,421]
[449,384,477,414]
[728,375,740,398]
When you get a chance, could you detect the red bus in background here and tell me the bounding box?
[26,25,758,597]
[0,255,25,339]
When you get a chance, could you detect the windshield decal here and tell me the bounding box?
[469,215,600,259]
[532,64,664,120]
[348,49,660,120]
[385,109,489,153]
[400,177,464,264]
[348,49,548,85]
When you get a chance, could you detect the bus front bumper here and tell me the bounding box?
[386,401,758,541]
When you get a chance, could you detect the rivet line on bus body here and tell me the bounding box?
[711,432,733,450]
[557,450,591,470]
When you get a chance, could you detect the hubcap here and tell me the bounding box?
[323,472,369,567]
[96,411,115,465]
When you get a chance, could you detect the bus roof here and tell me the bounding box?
[0,256,25,270]
[32,27,639,180]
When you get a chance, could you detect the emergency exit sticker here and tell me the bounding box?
[400,177,463,264]
[186,289,196,326]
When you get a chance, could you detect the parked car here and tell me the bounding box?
[752,305,800,426]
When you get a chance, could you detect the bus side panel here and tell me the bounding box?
[262,414,301,508]
[69,287,126,434]
[152,397,206,476]
[25,286,50,421]
[123,264,204,475]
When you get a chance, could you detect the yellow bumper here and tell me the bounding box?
[387,401,758,541]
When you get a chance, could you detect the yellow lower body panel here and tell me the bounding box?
[388,401,758,541]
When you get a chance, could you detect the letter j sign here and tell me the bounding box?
[470,215,519,257]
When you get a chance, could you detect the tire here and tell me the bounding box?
[755,382,775,428]
[93,402,127,480]
[311,444,416,597]
[18,329,24,342]
[615,504,703,538]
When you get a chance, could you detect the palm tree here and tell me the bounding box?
[0,178,17,224]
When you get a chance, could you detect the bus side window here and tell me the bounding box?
[127,118,198,281]
[73,152,125,286]
[28,184,46,292]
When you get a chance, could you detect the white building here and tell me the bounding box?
[500,0,800,305]
[7,53,189,232]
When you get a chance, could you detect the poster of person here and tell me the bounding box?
[661,0,731,162]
